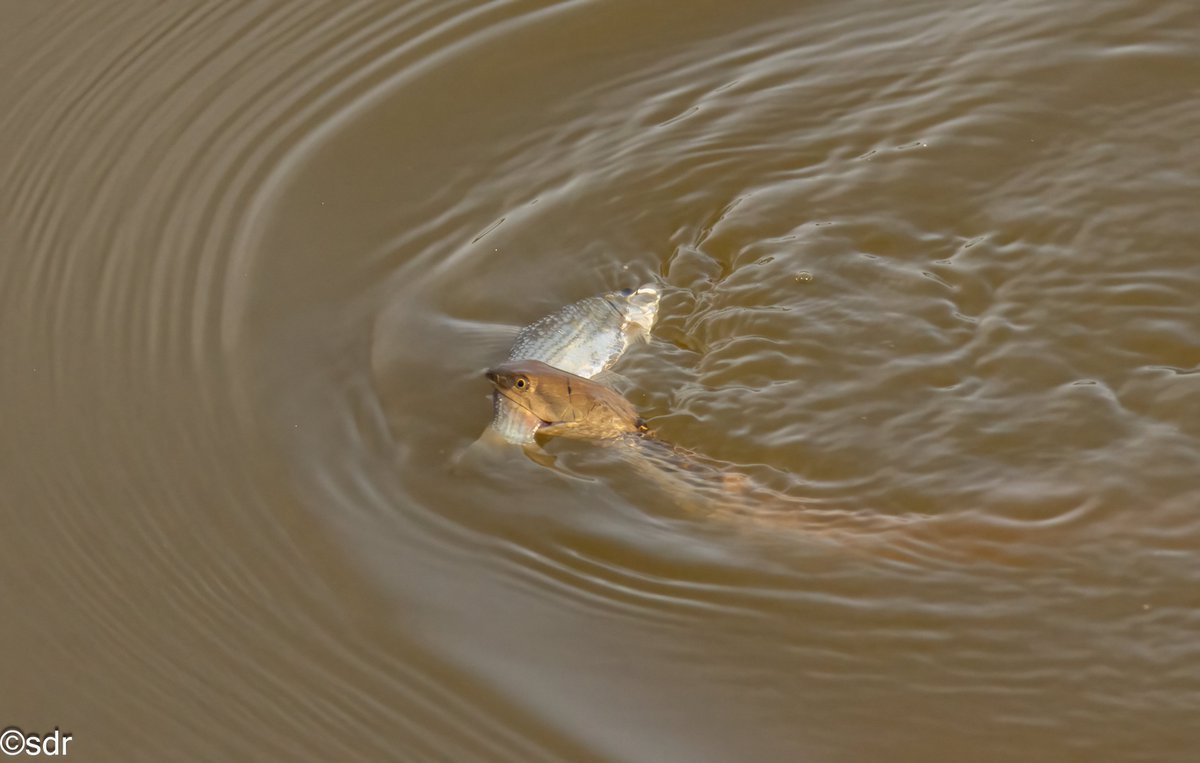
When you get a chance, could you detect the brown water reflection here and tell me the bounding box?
[3,1,1199,761]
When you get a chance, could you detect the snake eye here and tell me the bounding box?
[514,376,528,390]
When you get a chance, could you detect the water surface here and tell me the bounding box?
[2,1,1198,761]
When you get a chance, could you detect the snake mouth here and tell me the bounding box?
[492,386,549,424]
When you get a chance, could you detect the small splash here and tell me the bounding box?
[921,271,952,289]
[659,106,700,127]
[471,217,506,244]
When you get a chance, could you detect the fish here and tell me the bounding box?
[489,285,659,444]
[486,360,649,440]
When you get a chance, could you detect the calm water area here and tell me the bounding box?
[2,1,1198,761]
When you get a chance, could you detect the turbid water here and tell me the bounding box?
[2,2,1198,761]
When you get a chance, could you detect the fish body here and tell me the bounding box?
[487,360,646,440]
[490,285,659,443]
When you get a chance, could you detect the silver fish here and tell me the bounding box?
[491,284,659,443]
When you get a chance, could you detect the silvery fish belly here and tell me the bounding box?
[491,285,659,444]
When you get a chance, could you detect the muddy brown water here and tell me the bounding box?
[3,2,1199,761]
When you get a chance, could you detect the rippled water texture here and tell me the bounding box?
[3,1,1199,761]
